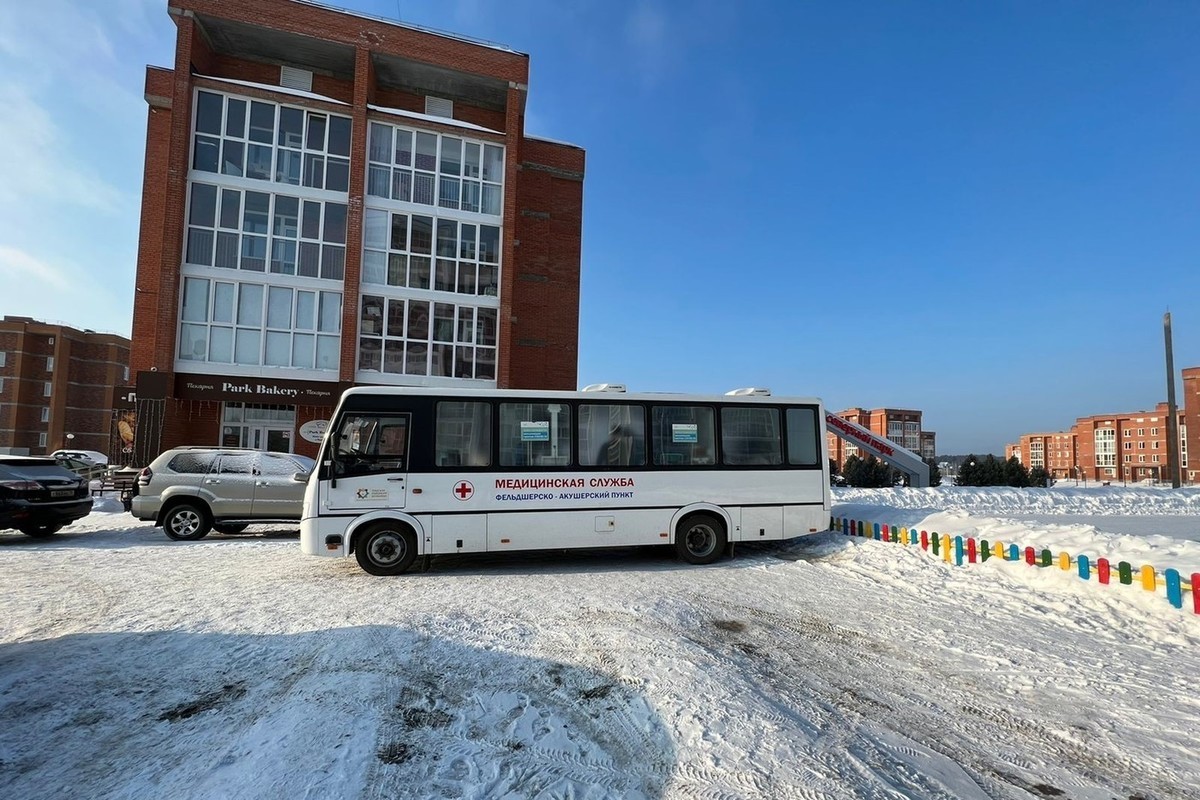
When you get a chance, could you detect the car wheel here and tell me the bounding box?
[354,521,417,576]
[213,523,249,535]
[674,513,727,565]
[18,523,63,538]
[163,503,211,541]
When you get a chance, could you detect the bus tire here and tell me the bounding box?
[355,521,418,576]
[675,513,727,565]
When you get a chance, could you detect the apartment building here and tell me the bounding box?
[0,316,131,460]
[130,0,584,464]
[1005,432,1078,479]
[828,407,936,466]
[1008,402,1188,484]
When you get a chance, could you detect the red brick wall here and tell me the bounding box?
[1185,369,1200,481]
[506,139,584,390]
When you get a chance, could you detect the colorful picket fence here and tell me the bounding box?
[832,516,1199,614]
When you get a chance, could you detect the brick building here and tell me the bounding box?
[1005,432,1078,479]
[1007,401,1190,484]
[827,407,936,467]
[0,317,131,461]
[130,0,584,464]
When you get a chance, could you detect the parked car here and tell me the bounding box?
[50,449,109,467]
[131,447,314,540]
[53,454,109,483]
[0,455,93,537]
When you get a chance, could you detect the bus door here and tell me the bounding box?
[323,412,410,511]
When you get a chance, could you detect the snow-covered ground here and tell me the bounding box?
[2,486,1197,799]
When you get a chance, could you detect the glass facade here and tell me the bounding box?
[359,120,504,385]
[181,89,349,376]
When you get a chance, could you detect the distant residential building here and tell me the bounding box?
[828,407,935,466]
[0,316,130,459]
[1008,401,1188,484]
[1006,432,1077,479]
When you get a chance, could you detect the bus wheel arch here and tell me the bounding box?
[353,519,418,576]
[674,510,728,565]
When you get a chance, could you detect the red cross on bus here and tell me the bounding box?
[453,481,474,500]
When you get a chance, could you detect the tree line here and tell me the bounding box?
[833,454,1051,488]
[953,454,1050,487]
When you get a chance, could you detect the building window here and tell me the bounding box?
[178,276,341,371]
[185,181,347,281]
[40,407,49,423]
[1152,441,1160,449]
[192,90,351,192]
[1151,427,1158,435]
[367,121,504,216]
[0,352,6,367]
[425,96,454,119]
[1123,441,1132,450]
[43,381,51,397]
[358,294,496,380]
[1094,428,1116,467]
[38,432,47,447]
[46,356,54,371]
[362,209,500,298]
[1153,455,1160,463]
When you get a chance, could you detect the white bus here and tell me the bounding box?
[300,385,831,575]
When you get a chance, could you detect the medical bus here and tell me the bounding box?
[300,384,831,575]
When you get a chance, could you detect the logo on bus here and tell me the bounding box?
[454,481,474,501]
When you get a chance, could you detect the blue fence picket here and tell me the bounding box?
[1165,569,1182,609]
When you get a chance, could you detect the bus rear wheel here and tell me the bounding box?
[675,513,727,565]
[355,521,418,576]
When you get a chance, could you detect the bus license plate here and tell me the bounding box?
[51,489,73,498]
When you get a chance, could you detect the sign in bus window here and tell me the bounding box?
[651,406,716,466]
[578,404,646,467]
[500,403,571,467]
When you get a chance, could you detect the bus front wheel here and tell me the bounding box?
[355,521,418,576]
[675,513,727,565]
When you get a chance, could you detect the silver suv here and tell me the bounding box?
[131,447,314,540]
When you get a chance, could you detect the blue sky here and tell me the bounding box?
[2,1,1198,454]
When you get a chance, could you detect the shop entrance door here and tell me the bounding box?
[221,404,296,453]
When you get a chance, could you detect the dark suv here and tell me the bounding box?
[0,455,93,537]
[131,447,314,540]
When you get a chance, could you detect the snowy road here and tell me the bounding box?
[2,489,1198,799]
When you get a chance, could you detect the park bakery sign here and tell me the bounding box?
[176,375,338,405]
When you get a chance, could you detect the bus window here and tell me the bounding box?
[435,401,492,467]
[499,402,571,467]
[333,413,409,475]
[786,407,820,466]
[651,406,716,466]
[721,407,782,466]
[578,404,646,467]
